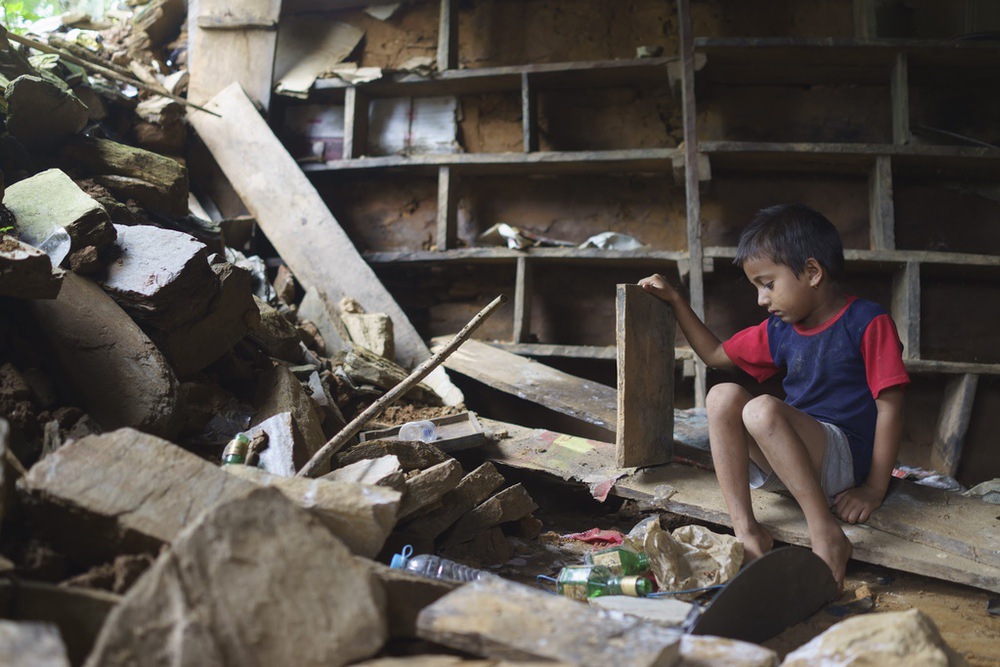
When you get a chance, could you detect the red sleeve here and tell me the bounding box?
[861,314,910,398]
[722,320,780,383]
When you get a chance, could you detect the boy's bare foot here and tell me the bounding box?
[811,525,853,593]
[736,524,773,564]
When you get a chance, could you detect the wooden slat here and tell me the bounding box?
[364,247,686,266]
[435,166,458,251]
[892,261,921,360]
[437,0,458,72]
[869,155,895,251]
[853,0,878,39]
[512,256,533,343]
[189,84,461,408]
[615,284,674,467]
[343,87,369,160]
[930,373,979,477]
[188,0,281,110]
[891,52,910,145]
[521,72,538,153]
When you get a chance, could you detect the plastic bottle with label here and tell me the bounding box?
[390,545,488,583]
[583,546,651,576]
[555,564,653,601]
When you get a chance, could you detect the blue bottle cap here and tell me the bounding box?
[390,544,413,569]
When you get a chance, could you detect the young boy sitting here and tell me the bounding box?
[639,203,909,587]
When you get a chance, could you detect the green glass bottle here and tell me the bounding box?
[221,433,250,465]
[555,564,653,601]
[584,546,651,576]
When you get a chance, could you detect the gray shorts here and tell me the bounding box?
[748,421,855,506]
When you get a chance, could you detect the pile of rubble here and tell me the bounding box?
[0,5,974,667]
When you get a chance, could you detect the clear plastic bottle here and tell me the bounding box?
[555,564,653,601]
[390,545,487,583]
[584,546,651,576]
[397,420,439,443]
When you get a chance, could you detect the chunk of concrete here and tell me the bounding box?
[100,224,217,330]
[398,463,506,542]
[224,464,400,558]
[398,458,465,521]
[5,75,87,150]
[416,576,681,666]
[0,620,70,667]
[150,261,260,376]
[443,483,538,546]
[781,609,968,667]
[0,236,62,299]
[244,411,301,476]
[84,487,387,667]
[29,273,179,437]
[249,295,303,362]
[340,296,395,360]
[588,596,694,629]
[4,169,115,255]
[253,363,327,470]
[322,454,405,490]
[17,428,253,563]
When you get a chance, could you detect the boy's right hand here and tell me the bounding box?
[638,274,682,305]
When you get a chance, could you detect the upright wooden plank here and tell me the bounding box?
[853,0,878,38]
[437,0,458,71]
[891,52,910,145]
[436,166,458,250]
[891,261,920,360]
[343,87,369,160]
[521,72,538,153]
[677,0,707,406]
[189,84,462,405]
[869,155,895,251]
[188,0,281,110]
[616,284,675,468]
[930,373,978,477]
[512,256,533,343]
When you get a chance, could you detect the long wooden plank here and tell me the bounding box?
[616,284,674,467]
[189,84,461,404]
[930,373,979,477]
[188,0,280,110]
[437,338,616,435]
[482,418,1000,593]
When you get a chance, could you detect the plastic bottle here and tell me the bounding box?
[221,433,250,465]
[390,545,487,583]
[584,546,651,576]
[555,564,653,601]
[397,420,439,443]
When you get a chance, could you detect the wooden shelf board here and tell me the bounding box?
[308,57,678,98]
[486,343,697,362]
[302,148,682,175]
[706,246,1000,270]
[364,247,688,266]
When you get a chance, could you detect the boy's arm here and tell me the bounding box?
[638,274,735,369]
[833,386,905,524]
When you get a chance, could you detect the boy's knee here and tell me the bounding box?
[742,394,784,434]
[706,383,747,415]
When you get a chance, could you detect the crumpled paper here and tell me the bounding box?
[624,516,744,599]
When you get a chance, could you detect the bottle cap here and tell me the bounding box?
[620,575,653,597]
[390,544,413,569]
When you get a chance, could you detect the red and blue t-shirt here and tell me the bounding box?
[722,296,910,485]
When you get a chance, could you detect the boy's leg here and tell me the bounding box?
[706,383,774,562]
[741,395,853,587]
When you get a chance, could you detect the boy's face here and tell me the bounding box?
[742,255,818,325]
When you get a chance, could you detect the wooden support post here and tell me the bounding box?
[677,0,707,406]
[521,72,538,153]
[869,155,895,251]
[930,373,978,477]
[892,261,920,360]
[513,256,533,343]
[437,0,458,72]
[436,166,458,250]
[616,284,675,468]
[343,87,369,160]
[853,0,878,39]
[891,52,910,145]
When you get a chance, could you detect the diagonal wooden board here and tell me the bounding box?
[482,419,1000,595]
[188,83,461,404]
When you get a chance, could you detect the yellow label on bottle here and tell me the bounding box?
[560,582,590,601]
[590,552,624,573]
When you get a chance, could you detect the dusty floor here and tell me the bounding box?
[482,470,1000,666]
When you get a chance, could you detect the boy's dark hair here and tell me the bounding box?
[734,203,844,281]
